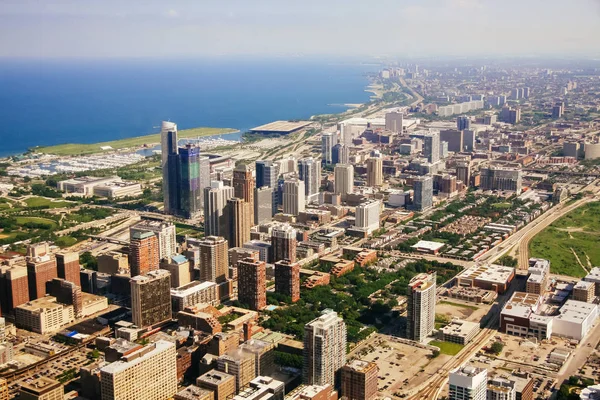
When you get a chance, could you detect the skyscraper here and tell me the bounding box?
[0,266,29,315]
[178,144,202,219]
[197,236,229,283]
[130,220,177,261]
[334,164,354,196]
[233,164,255,210]
[341,360,379,400]
[237,258,267,311]
[385,111,403,134]
[227,197,252,248]
[100,340,178,400]
[406,272,436,342]
[456,161,471,186]
[255,160,279,189]
[204,181,235,237]
[412,175,433,211]
[282,178,306,216]
[457,115,471,131]
[254,186,274,225]
[303,310,347,386]
[55,252,81,287]
[161,121,180,215]
[271,224,297,263]
[130,269,171,328]
[129,231,160,277]
[422,131,440,164]
[321,132,338,164]
[332,143,350,165]
[199,156,211,208]
[298,158,321,202]
[440,129,464,153]
[355,200,381,234]
[448,365,487,400]
[366,157,383,187]
[274,259,300,303]
[479,166,522,194]
[26,255,58,301]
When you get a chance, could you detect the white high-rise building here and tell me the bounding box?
[448,365,487,400]
[130,220,177,261]
[283,178,306,216]
[298,158,321,202]
[341,123,353,147]
[487,378,516,400]
[100,340,178,400]
[303,310,347,386]
[334,164,354,196]
[385,111,404,134]
[355,200,380,234]
[407,272,436,342]
[321,132,338,165]
[204,181,235,237]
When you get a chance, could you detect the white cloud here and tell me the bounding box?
[166,9,178,18]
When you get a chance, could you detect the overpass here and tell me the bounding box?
[87,235,130,246]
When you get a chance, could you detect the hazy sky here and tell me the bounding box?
[1,0,599,59]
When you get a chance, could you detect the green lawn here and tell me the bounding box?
[34,126,237,156]
[25,196,73,209]
[429,340,464,356]
[529,201,600,278]
[491,202,511,209]
[15,216,58,229]
[438,301,479,311]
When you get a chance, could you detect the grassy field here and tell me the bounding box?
[33,126,237,156]
[429,340,464,356]
[25,196,73,208]
[529,201,600,278]
[15,216,58,229]
[491,202,512,209]
[438,301,479,311]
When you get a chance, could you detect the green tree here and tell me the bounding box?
[490,342,504,355]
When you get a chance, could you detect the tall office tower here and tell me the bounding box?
[19,377,63,400]
[217,350,256,392]
[237,258,266,311]
[332,143,350,165]
[340,123,353,147]
[509,108,521,124]
[355,200,381,234]
[26,255,58,301]
[321,132,338,164]
[422,131,441,164]
[199,156,211,208]
[197,236,229,283]
[130,269,172,328]
[197,370,236,400]
[440,129,464,153]
[298,157,321,202]
[274,259,300,303]
[487,378,516,400]
[161,121,180,215]
[254,186,274,224]
[100,340,177,400]
[463,129,476,152]
[271,224,297,263]
[282,178,306,216]
[552,103,564,118]
[510,88,520,100]
[341,360,379,400]
[479,166,523,194]
[0,266,29,315]
[334,164,354,196]
[227,198,252,248]
[129,231,160,277]
[456,161,472,186]
[233,164,255,208]
[365,157,383,187]
[406,272,436,342]
[255,160,279,189]
[523,87,530,98]
[303,310,347,386]
[385,111,404,134]
[412,175,433,211]
[457,115,471,131]
[55,252,80,287]
[178,144,202,218]
[130,220,177,261]
[48,278,83,318]
[448,365,487,400]
[204,181,235,237]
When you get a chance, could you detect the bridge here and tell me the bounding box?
[87,235,130,246]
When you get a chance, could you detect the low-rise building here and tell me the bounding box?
[232,376,284,400]
[573,281,595,303]
[19,377,63,400]
[197,370,236,400]
[552,300,598,341]
[456,264,515,294]
[437,319,480,345]
[15,296,75,334]
[174,385,214,400]
[526,258,550,295]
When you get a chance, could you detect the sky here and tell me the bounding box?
[0,0,599,59]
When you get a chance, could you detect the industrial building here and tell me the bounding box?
[456,264,515,294]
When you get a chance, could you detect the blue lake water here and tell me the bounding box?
[0,58,376,157]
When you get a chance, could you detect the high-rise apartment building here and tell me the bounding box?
[448,365,487,400]
[271,224,297,263]
[412,175,433,211]
[334,164,354,196]
[0,265,30,315]
[55,252,81,287]
[298,158,321,202]
[420,131,441,164]
[456,161,472,186]
[440,129,464,153]
[130,269,172,328]
[366,157,383,187]
[322,132,338,164]
[178,144,202,219]
[26,255,58,301]
[233,164,255,210]
[237,258,266,311]
[160,255,191,288]
[161,121,180,215]
[204,181,235,237]
[255,160,279,189]
[0,378,7,400]
[197,236,229,283]
[130,220,177,261]
[227,197,252,248]
[274,259,300,303]
[479,166,523,194]
[355,200,381,234]
[129,231,160,277]
[332,143,350,165]
[255,186,275,224]
[385,111,403,134]
[457,116,471,131]
[341,360,379,400]
[100,340,178,400]
[303,310,347,386]
[487,378,516,400]
[406,272,436,342]
[282,178,306,216]
[48,278,83,318]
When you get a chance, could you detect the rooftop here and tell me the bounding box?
[197,370,235,385]
[458,263,515,284]
[100,340,174,374]
[171,281,217,297]
[250,120,312,133]
[411,240,445,252]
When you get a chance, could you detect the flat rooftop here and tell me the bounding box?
[458,264,515,284]
[171,280,217,297]
[250,120,312,134]
[555,300,598,324]
[101,340,174,374]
